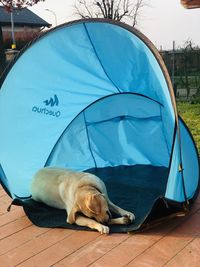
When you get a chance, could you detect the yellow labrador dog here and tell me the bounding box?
[31,167,135,234]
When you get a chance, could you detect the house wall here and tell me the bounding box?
[2,26,41,48]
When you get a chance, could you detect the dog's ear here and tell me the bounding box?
[85,193,102,215]
[67,205,79,224]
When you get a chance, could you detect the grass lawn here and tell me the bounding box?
[177,102,200,155]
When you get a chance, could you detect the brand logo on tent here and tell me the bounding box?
[43,94,59,107]
[32,95,61,118]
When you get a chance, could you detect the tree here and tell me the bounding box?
[75,0,149,27]
[0,0,45,10]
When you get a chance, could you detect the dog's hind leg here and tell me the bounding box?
[107,200,135,223]
[108,216,133,225]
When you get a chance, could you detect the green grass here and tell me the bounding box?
[177,102,200,154]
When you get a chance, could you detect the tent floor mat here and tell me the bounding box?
[20,165,176,233]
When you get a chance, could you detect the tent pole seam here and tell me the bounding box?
[174,99,187,203]
[159,106,171,157]
[83,22,121,94]
[83,111,97,168]
[178,130,188,203]
[179,116,200,202]
[164,124,188,203]
[164,123,177,200]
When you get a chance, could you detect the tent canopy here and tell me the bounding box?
[0,19,199,232]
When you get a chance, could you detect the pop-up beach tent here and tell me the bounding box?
[0,19,199,232]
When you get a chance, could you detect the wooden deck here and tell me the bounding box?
[1,184,200,267]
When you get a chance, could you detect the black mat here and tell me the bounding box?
[20,165,169,233]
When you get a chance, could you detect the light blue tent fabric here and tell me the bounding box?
[47,93,169,170]
[166,118,199,202]
[0,19,199,206]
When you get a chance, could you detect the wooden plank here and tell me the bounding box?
[0,187,6,197]
[165,237,200,267]
[126,212,200,266]
[54,233,129,267]
[0,228,74,266]
[0,194,12,205]
[87,218,186,267]
[0,224,50,256]
[0,202,18,216]
[53,216,186,267]
[0,216,32,240]
[0,207,25,227]
[0,183,200,267]
[17,231,101,267]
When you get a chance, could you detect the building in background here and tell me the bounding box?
[0,6,51,50]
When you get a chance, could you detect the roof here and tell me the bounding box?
[0,6,51,27]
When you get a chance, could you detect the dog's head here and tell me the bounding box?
[67,187,112,225]
[82,192,112,224]
[67,191,112,224]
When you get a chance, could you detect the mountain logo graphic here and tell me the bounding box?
[43,94,59,107]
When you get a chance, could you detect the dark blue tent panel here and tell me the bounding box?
[0,19,199,232]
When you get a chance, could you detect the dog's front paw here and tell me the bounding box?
[98,225,110,235]
[123,212,135,224]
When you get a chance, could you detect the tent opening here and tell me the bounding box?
[46,93,171,169]
[24,92,170,231]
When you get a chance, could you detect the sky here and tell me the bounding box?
[29,0,200,50]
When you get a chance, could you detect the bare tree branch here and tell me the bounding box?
[74,0,93,18]
[75,0,150,27]
[96,1,106,17]
[102,0,108,17]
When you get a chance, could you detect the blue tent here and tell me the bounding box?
[0,19,199,232]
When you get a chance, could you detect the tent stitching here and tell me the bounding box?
[83,110,97,168]
[83,22,121,94]
[159,105,171,157]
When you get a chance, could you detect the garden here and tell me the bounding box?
[177,101,200,154]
